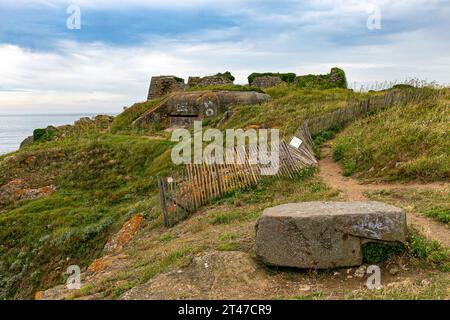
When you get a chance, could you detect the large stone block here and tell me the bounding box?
[255,201,407,269]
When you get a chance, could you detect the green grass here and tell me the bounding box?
[110,98,164,133]
[0,132,174,299]
[347,273,449,300]
[223,86,366,139]
[366,187,450,226]
[332,90,449,182]
[1,82,448,300]
[185,84,264,93]
[407,229,449,270]
[424,207,450,225]
[281,292,324,300]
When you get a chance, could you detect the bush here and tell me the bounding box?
[332,144,347,161]
[173,76,184,83]
[392,84,415,90]
[312,125,343,146]
[362,242,406,264]
[216,71,235,82]
[33,128,46,141]
[33,126,56,142]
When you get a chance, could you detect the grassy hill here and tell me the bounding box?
[0,84,448,299]
[332,89,449,181]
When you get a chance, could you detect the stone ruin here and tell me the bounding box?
[187,75,233,87]
[256,201,407,268]
[147,75,185,100]
[147,74,234,100]
[251,75,284,89]
[134,90,271,128]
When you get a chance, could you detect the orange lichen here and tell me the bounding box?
[103,214,144,253]
[88,257,113,274]
[34,291,42,300]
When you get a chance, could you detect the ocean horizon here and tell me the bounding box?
[0,113,108,155]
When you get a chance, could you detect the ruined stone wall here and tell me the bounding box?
[147,76,185,100]
[187,75,233,87]
[251,76,284,89]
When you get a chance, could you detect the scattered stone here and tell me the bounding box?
[255,201,407,269]
[107,159,118,166]
[15,185,56,201]
[420,279,431,286]
[298,285,311,291]
[389,267,399,276]
[395,162,404,168]
[354,265,367,278]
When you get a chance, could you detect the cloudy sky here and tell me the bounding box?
[0,0,449,114]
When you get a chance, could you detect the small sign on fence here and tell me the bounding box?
[289,136,303,149]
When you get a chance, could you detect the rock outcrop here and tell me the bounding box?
[133,90,271,128]
[0,179,55,207]
[103,214,144,253]
[255,201,407,269]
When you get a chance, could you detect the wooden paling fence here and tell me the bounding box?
[305,88,440,135]
[157,136,317,227]
[157,88,441,227]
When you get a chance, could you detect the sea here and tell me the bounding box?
[0,114,99,155]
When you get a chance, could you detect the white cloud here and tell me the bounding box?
[1,0,449,114]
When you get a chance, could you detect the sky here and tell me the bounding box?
[0,0,449,114]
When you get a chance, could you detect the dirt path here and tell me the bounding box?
[318,143,450,247]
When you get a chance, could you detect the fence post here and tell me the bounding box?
[157,176,169,227]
